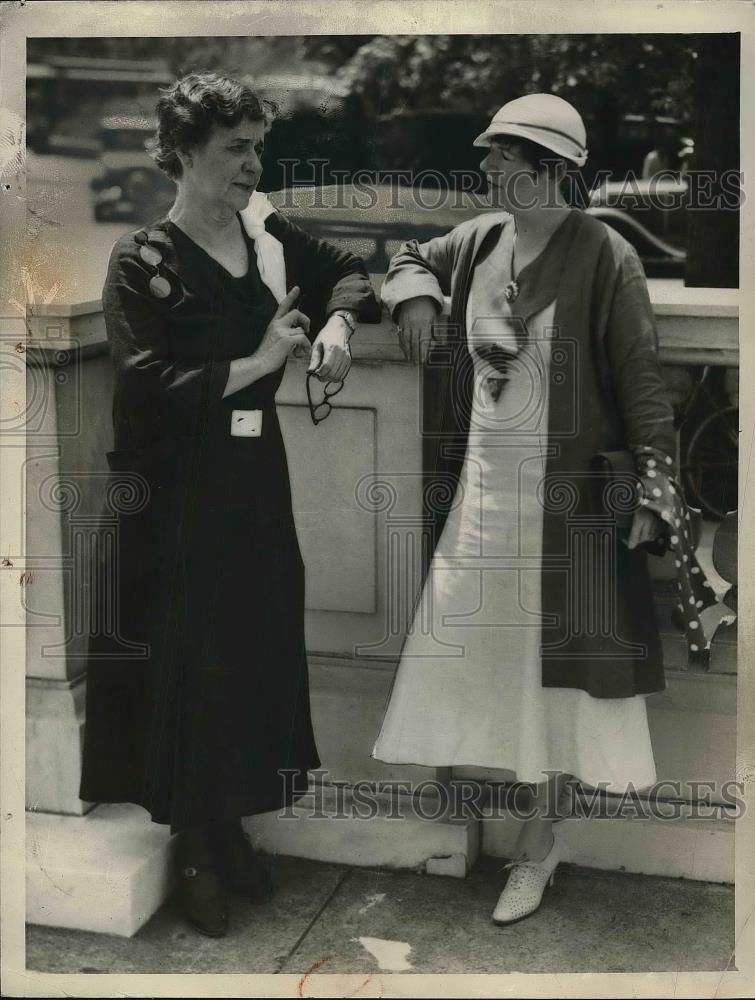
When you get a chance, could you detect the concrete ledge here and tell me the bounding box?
[647,280,738,316]
[482,810,734,883]
[647,669,736,804]
[26,803,175,937]
[25,790,733,939]
[245,784,480,876]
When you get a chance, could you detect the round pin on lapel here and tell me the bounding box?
[149,275,171,299]
[140,245,162,267]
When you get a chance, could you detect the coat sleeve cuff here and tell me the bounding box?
[381,274,445,323]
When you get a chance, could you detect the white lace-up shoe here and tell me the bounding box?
[492,828,568,925]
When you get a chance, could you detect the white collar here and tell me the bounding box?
[239,192,287,303]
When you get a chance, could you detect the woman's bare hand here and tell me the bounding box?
[308,314,352,382]
[255,286,311,375]
[396,296,438,362]
[625,507,664,550]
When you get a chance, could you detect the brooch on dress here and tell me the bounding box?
[504,280,520,302]
[135,230,173,299]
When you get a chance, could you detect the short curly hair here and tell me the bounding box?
[146,72,270,180]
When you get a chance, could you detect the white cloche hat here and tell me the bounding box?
[474,93,588,167]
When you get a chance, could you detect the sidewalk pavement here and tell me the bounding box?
[26,855,734,976]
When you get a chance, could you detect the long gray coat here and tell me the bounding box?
[382,209,676,698]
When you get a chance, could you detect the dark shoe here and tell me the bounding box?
[211,819,275,903]
[174,831,229,937]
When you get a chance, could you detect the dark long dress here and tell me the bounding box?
[79,213,379,832]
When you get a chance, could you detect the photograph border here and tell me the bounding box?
[1,1,753,996]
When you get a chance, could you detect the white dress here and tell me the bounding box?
[372,241,657,793]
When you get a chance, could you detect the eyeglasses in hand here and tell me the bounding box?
[306,371,344,425]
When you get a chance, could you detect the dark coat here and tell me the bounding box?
[382,209,676,699]
[79,209,380,831]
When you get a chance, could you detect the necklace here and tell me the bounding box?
[505,233,521,302]
[506,209,571,304]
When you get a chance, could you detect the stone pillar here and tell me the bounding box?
[23,306,175,936]
[23,310,115,815]
[24,350,87,815]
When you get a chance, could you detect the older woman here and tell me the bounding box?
[79,72,380,937]
[372,94,717,924]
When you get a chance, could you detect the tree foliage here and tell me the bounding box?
[302,33,699,124]
[29,33,699,124]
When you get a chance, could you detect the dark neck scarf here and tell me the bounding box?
[473,210,578,387]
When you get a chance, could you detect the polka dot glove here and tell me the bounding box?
[633,445,719,667]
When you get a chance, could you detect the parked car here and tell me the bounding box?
[90,114,175,223]
[27,57,173,157]
[588,177,687,244]
[269,181,686,278]
[267,183,494,272]
[38,100,106,158]
[587,177,687,277]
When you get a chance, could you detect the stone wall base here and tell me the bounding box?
[26,804,174,937]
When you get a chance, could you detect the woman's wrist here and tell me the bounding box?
[223,353,267,398]
[330,309,357,341]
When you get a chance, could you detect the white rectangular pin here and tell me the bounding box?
[230,409,263,437]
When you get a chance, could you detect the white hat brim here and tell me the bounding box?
[473,121,587,167]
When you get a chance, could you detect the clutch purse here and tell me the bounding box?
[588,449,668,555]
